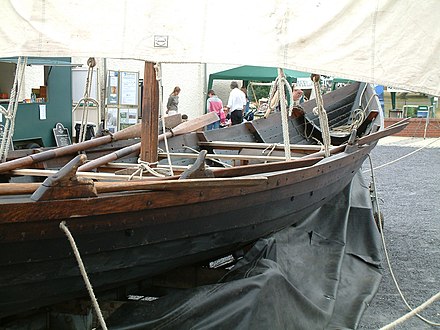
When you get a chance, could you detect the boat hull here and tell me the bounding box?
[0,142,374,318]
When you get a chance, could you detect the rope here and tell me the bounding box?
[183,146,232,168]
[0,56,27,161]
[311,74,331,157]
[363,137,440,173]
[332,108,365,132]
[261,144,278,164]
[77,58,97,143]
[128,159,171,180]
[380,291,440,329]
[366,156,440,328]
[59,221,108,330]
[154,63,174,176]
[265,69,294,160]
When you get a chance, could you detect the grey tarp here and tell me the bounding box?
[106,171,383,329]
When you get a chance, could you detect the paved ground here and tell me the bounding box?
[358,137,440,329]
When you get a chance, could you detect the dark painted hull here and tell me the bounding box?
[0,83,383,319]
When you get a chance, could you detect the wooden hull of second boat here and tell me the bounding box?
[0,143,374,319]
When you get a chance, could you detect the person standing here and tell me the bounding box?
[166,86,181,115]
[206,89,224,130]
[226,81,246,125]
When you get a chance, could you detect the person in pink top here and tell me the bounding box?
[206,89,225,130]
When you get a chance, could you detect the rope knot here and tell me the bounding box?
[87,57,96,68]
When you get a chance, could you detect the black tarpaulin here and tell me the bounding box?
[106,172,383,329]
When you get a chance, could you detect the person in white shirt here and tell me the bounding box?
[226,81,246,125]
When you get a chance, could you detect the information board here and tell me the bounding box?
[53,123,72,147]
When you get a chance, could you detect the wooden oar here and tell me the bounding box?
[0,112,218,174]
[0,121,143,173]
[78,112,219,172]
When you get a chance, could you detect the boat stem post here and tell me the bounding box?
[140,61,159,163]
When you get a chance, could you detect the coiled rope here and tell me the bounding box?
[59,221,108,330]
[366,155,440,328]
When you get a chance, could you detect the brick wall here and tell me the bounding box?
[385,118,440,138]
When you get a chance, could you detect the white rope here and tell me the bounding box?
[128,159,171,180]
[154,63,174,176]
[59,221,108,330]
[277,69,292,160]
[380,291,440,329]
[333,92,379,133]
[261,144,278,164]
[363,137,440,173]
[0,56,27,161]
[266,69,294,160]
[366,156,440,328]
[183,146,232,168]
[311,75,331,157]
[77,58,97,143]
[332,108,365,132]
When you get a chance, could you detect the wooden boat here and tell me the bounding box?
[0,80,408,319]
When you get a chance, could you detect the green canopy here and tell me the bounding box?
[207,65,310,91]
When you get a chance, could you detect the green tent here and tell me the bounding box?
[207,65,310,91]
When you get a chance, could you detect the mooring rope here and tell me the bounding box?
[59,221,108,330]
[367,156,440,328]
[363,137,440,173]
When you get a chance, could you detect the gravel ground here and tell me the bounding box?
[359,137,440,329]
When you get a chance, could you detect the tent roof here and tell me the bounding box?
[210,65,310,83]
[208,65,311,91]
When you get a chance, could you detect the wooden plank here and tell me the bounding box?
[10,168,167,181]
[211,157,322,177]
[0,176,268,196]
[96,176,268,192]
[158,152,289,162]
[357,121,409,145]
[198,141,322,152]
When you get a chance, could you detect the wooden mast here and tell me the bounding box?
[140,61,159,163]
